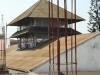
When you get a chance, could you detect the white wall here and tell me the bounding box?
[0,38,10,50]
[6,38,10,48]
[32,33,100,72]
[8,69,29,75]
[77,33,100,71]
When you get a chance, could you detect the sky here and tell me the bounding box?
[0,0,90,38]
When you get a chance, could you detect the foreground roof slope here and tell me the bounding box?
[8,0,84,26]
[5,32,99,72]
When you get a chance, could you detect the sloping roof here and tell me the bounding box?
[5,32,99,72]
[8,0,84,26]
[10,27,81,38]
[10,28,28,38]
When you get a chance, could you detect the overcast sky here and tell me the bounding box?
[0,0,90,38]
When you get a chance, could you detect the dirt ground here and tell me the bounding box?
[37,72,100,75]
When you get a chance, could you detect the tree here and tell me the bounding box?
[87,0,100,32]
[0,34,4,39]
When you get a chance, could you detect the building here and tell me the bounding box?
[6,0,99,75]
[6,32,100,74]
[7,0,84,50]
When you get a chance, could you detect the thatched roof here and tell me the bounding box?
[6,32,98,72]
[8,0,84,26]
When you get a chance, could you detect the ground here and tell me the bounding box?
[37,72,100,75]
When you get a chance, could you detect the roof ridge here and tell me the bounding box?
[78,32,100,45]
[61,32,100,51]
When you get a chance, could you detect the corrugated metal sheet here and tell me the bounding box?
[5,32,98,72]
[8,0,84,26]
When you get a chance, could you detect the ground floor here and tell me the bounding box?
[17,34,48,49]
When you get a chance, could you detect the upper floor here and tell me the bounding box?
[17,18,70,31]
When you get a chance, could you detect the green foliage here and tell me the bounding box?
[87,0,100,32]
[0,34,4,39]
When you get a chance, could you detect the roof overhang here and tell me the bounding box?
[10,27,81,38]
[7,0,85,26]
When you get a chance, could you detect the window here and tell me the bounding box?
[43,20,48,27]
[53,20,57,27]
[36,19,42,26]
[60,21,64,27]
[43,35,48,41]
[17,26,20,31]
[67,25,70,28]
[36,35,42,44]
[20,26,25,30]
[97,0,100,2]
[31,19,34,26]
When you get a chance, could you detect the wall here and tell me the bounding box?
[8,69,28,75]
[77,33,100,71]
[32,33,100,72]
[8,69,39,75]
[6,38,10,48]
[0,38,10,50]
